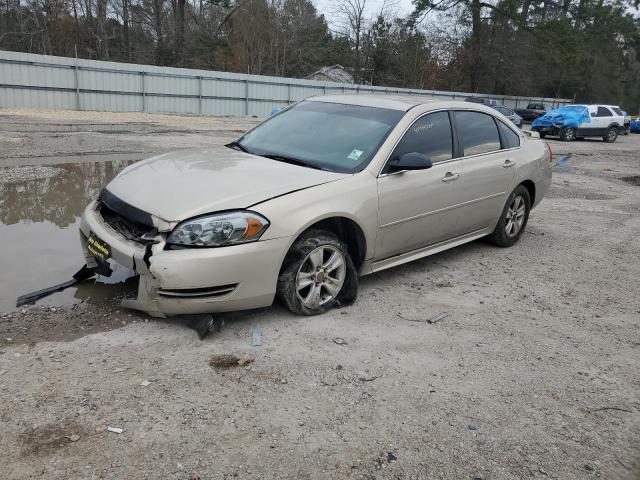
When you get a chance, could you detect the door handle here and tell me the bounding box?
[503,159,516,168]
[442,172,460,182]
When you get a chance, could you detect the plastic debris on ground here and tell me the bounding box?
[181,314,223,340]
[532,105,591,130]
[427,312,448,324]
[251,327,262,347]
[554,153,572,166]
[107,427,124,434]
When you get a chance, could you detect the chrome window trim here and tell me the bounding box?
[378,108,523,178]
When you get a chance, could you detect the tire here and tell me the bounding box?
[487,185,531,248]
[538,132,546,139]
[604,126,618,143]
[277,229,358,316]
[559,127,576,141]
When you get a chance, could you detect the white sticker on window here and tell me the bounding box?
[348,149,364,161]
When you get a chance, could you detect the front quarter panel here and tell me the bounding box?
[252,172,379,263]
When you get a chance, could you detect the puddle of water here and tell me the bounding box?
[0,159,139,312]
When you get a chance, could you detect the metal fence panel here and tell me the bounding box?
[0,50,572,116]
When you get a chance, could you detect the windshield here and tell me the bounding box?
[235,101,404,173]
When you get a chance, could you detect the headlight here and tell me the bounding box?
[167,211,269,247]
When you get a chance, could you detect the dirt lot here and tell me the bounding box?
[0,109,639,480]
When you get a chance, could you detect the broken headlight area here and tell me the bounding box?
[166,211,269,248]
[98,189,158,244]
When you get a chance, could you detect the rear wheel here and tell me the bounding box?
[604,127,618,143]
[277,230,358,316]
[487,185,531,248]
[538,132,546,139]
[559,127,576,141]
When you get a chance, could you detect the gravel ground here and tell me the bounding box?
[0,110,639,480]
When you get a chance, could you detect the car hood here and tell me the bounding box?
[104,147,349,222]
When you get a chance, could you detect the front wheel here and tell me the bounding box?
[559,127,576,141]
[487,185,531,248]
[604,127,618,143]
[277,230,358,316]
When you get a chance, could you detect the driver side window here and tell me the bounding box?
[387,111,453,169]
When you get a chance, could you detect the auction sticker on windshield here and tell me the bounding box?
[87,232,111,262]
[348,149,364,161]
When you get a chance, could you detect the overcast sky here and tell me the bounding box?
[313,0,417,28]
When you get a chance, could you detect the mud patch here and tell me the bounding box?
[621,175,640,186]
[19,420,95,457]
[1,286,141,345]
[547,184,617,200]
[209,354,254,369]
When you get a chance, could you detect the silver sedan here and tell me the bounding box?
[80,95,552,317]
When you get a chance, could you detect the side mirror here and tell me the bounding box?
[387,152,433,172]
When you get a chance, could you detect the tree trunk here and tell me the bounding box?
[173,0,186,63]
[470,0,482,91]
[123,0,132,60]
[521,0,532,24]
[153,0,164,64]
[96,0,108,58]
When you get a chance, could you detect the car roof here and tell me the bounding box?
[306,94,496,113]
[566,104,621,109]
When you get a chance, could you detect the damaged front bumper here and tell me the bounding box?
[531,125,559,134]
[80,201,291,317]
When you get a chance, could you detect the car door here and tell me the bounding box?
[375,110,464,260]
[595,106,615,135]
[452,110,517,234]
[583,105,601,135]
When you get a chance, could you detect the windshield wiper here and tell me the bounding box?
[226,141,251,154]
[261,154,327,171]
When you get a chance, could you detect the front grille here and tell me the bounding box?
[98,189,156,243]
[158,284,238,298]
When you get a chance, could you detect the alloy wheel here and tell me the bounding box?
[564,128,575,141]
[505,195,526,237]
[295,245,346,309]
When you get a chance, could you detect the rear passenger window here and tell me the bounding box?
[389,111,453,165]
[497,121,520,149]
[596,106,612,117]
[611,107,623,116]
[455,111,501,156]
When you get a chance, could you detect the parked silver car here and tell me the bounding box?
[80,95,552,317]
[493,105,524,128]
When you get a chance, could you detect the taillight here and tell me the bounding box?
[546,142,553,163]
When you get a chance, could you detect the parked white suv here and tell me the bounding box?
[531,104,625,142]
